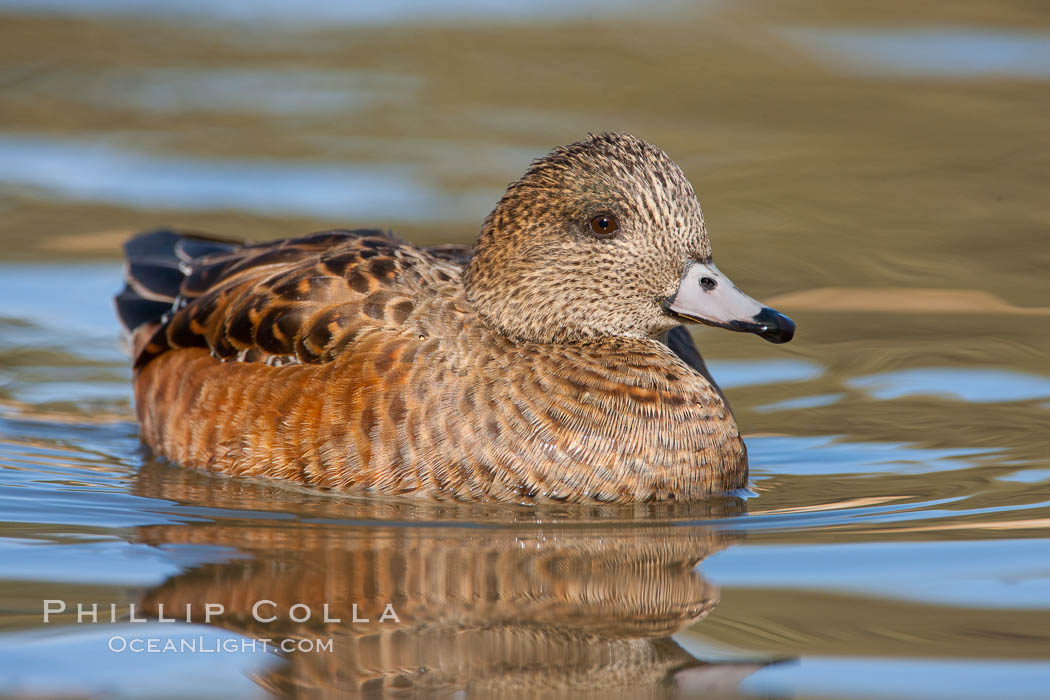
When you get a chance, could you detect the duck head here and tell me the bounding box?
[464,132,794,345]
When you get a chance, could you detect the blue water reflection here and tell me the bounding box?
[0,0,694,25]
[741,658,1050,700]
[0,624,276,699]
[0,136,478,221]
[780,28,1050,79]
[755,393,844,412]
[849,368,1050,403]
[37,68,420,117]
[705,539,1050,609]
[708,359,824,389]
[749,435,994,476]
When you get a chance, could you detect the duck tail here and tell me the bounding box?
[114,227,241,350]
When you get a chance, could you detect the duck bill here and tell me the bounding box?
[664,260,795,344]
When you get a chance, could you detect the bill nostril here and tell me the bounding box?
[699,277,717,291]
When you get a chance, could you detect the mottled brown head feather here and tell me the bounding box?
[465,132,712,343]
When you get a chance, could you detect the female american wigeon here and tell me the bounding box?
[116,133,794,503]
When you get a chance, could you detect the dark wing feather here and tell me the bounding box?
[662,325,728,405]
[114,288,173,332]
[422,243,473,266]
[116,227,244,335]
[124,228,455,370]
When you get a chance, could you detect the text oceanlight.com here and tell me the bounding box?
[107,636,334,654]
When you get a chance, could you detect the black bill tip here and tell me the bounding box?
[753,307,795,344]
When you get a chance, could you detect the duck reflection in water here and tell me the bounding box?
[131,461,774,698]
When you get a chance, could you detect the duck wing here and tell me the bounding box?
[118,228,460,370]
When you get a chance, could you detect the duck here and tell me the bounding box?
[115,132,794,503]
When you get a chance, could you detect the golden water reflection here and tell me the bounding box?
[131,461,768,698]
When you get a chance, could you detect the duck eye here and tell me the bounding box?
[589,214,619,236]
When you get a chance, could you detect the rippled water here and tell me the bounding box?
[2,1,1050,698]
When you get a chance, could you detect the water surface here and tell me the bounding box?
[1,1,1049,698]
